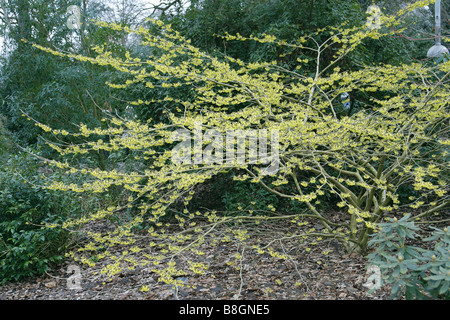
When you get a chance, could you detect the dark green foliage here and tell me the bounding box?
[0,116,12,160]
[0,0,126,156]
[367,214,450,300]
[222,179,279,214]
[0,151,80,284]
[167,0,433,69]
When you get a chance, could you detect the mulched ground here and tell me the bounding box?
[0,250,388,300]
[0,217,393,300]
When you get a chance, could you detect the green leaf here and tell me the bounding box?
[426,275,446,281]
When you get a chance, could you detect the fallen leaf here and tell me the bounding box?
[44,281,57,289]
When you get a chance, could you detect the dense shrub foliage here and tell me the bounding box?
[23,0,449,290]
[367,215,449,299]
[0,2,448,301]
[0,151,82,283]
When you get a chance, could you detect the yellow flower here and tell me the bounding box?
[140,285,150,292]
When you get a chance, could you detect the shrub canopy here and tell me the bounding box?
[29,0,449,286]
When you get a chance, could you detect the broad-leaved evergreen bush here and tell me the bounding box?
[0,150,84,283]
[367,214,450,299]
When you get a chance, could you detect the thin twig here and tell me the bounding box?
[279,240,310,293]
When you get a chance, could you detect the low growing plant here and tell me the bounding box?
[367,214,450,299]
